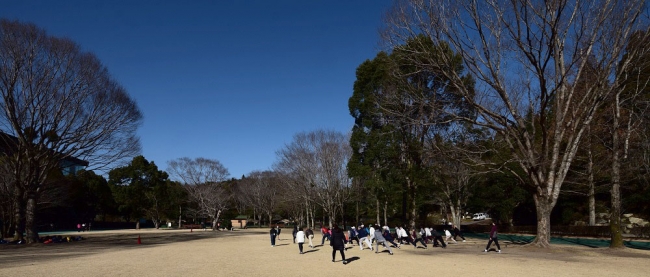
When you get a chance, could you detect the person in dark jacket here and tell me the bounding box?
[276,225,282,240]
[382,226,400,248]
[292,225,298,244]
[330,224,348,264]
[452,224,466,242]
[357,224,373,250]
[411,228,428,249]
[431,228,447,248]
[305,227,315,248]
[484,222,501,253]
[270,227,278,247]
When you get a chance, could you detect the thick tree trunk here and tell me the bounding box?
[25,195,39,244]
[12,193,25,241]
[532,195,552,248]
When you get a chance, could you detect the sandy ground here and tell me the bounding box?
[1,228,649,277]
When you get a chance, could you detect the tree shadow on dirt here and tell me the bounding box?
[0,230,249,268]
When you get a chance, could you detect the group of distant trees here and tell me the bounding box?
[2,1,650,250]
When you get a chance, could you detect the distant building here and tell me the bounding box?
[231,215,249,229]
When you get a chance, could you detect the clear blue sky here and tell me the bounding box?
[2,0,393,178]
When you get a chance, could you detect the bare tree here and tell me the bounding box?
[237,170,282,226]
[382,0,649,247]
[275,130,352,228]
[0,20,142,243]
[167,157,230,230]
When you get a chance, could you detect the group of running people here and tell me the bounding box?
[270,222,501,265]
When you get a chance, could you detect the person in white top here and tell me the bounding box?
[425,227,432,244]
[296,228,306,254]
[369,225,376,243]
[399,227,410,245]
[444,229,457,243]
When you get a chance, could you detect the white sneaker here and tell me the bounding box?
[462,240,466,242]
[498,250,501,253]
[484,249,488,252]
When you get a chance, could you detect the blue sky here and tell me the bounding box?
[2,0,393,178]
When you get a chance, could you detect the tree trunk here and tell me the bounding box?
[136,221,140,230]
[213,210,222,231]
[178,205,182,229]
[408,178,416,230]
[450,204,458,228]
[384,201,388,226]
[25,195,39,244]
[588,145,596,226]
[531,194,552,248]
[376,197,380,226]
[610,96,624,248]
[12,193,25,241]
[355,200,359,226]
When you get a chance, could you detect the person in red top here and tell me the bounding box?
[484,222,501,253]
[321,226,331,245]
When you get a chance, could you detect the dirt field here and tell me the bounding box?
[1,228,649,276]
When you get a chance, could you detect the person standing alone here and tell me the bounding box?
[330,224,348,264]
[484,222,501,253]
[270,226,277,247]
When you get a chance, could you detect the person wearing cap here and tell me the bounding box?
[374,225,394,255]
[330,224,348,264]
[484,222,501,253]
[357,224,373,251]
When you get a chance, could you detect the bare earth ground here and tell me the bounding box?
[1,228,649,277]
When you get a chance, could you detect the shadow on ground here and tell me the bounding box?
[0,230,249,268]
[464,233,650,250]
